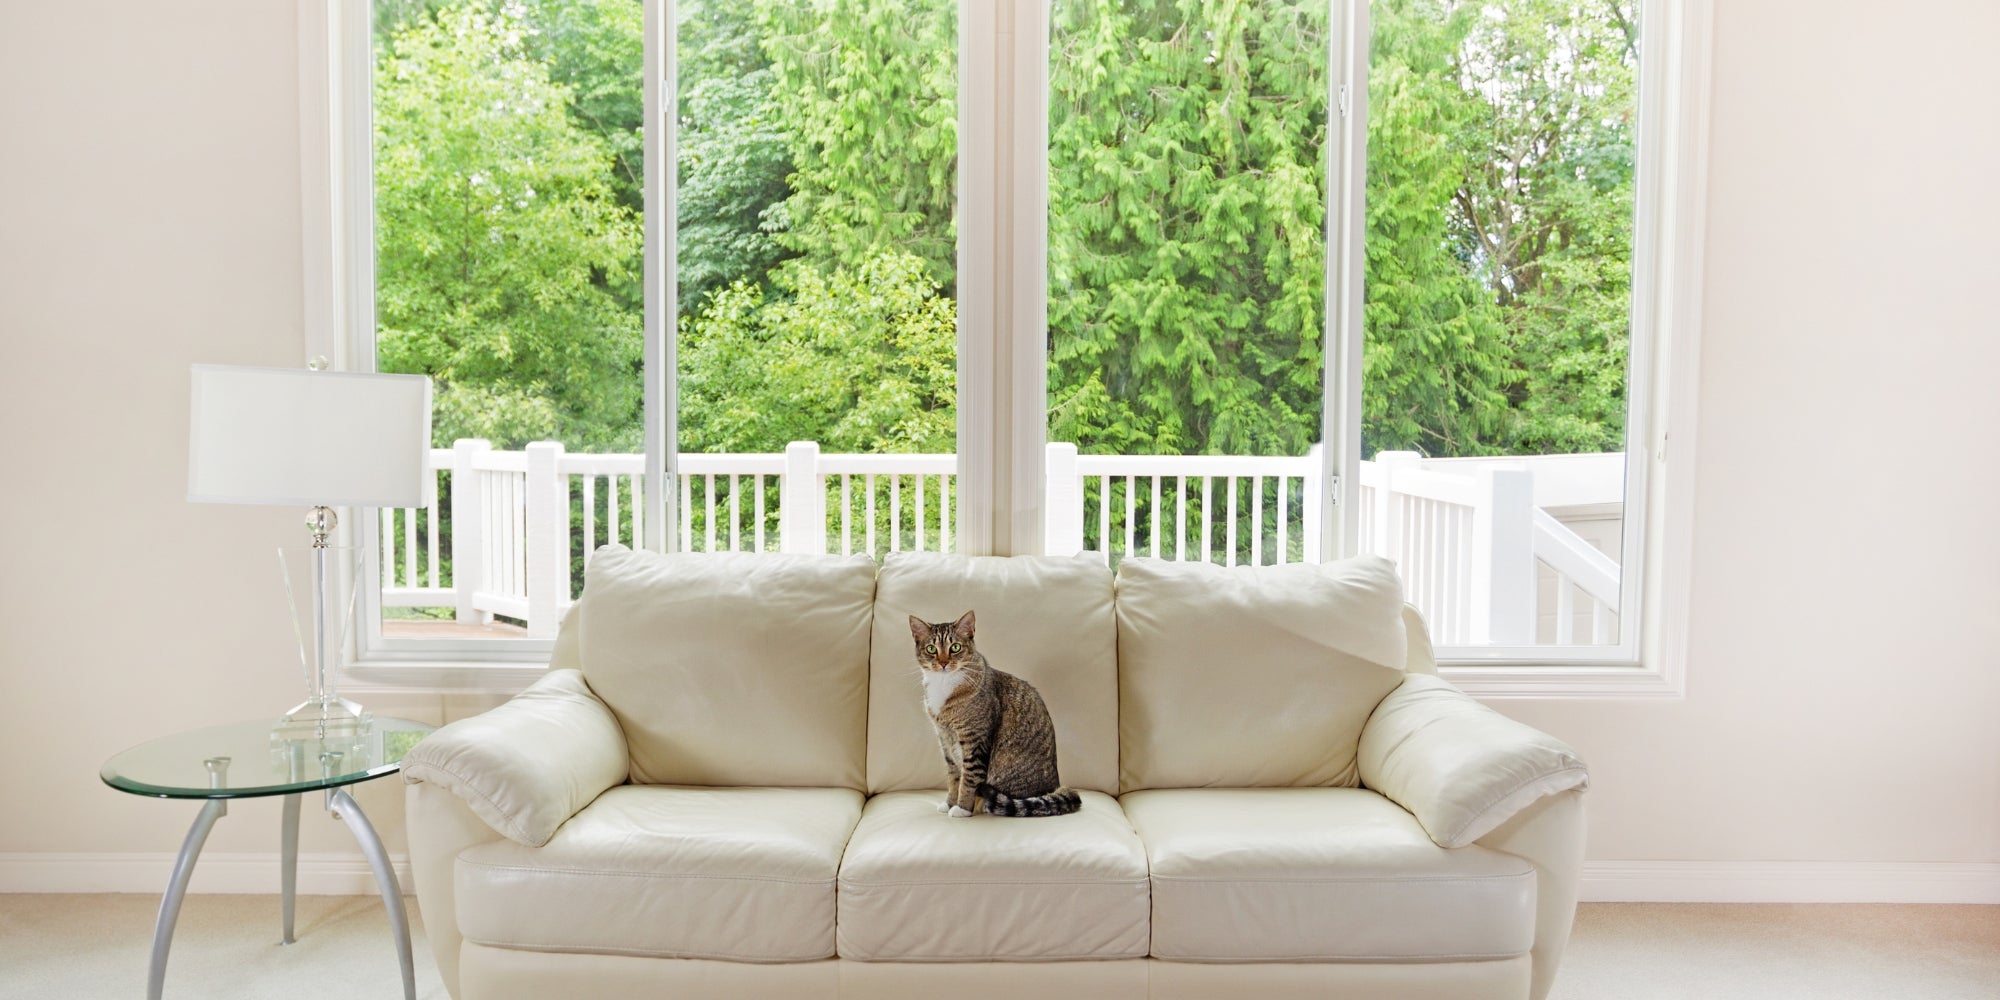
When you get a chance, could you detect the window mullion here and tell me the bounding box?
[647,0,675,554]
[1325,0,1371,564]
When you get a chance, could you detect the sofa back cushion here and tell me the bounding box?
[867,553,1119,795]
[1115,556,1407,791]
[578,545,876,789]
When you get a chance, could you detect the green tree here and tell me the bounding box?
[1047,0,1330,458]
[756,0,959,288]
[1361,0,1510,456]
[374,2,644,451]
[1454,0,1638,454]
[677,0,796,314]
[678,250,956,454]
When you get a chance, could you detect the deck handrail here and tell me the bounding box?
[379,440,1623,644]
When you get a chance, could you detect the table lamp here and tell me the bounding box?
[187,363,432,732]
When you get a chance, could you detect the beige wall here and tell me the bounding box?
[1506,0,2000,866]
[2,0,1997,889]
[0,0,459,877]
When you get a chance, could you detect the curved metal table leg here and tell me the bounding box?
[329,786,417,1000]
[149,799,227,1000]
[280,793,300,945]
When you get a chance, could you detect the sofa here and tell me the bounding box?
[403,544,1589,1000]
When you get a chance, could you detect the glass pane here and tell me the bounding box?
[676,0,959,558]
[1363,0,1638,645]
[1047,0,1332,566]
[372,0,646,638]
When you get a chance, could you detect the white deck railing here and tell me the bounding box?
[380,440,1621,644]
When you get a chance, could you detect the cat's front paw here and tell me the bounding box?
[937,799,951,814]
[948,805,972,818]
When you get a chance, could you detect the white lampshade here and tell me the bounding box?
[188,364,434,509]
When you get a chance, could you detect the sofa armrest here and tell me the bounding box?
[1358,672,1588,848]
[402,668,629,847]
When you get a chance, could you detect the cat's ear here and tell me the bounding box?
[908,615,929,643]
[952,610,976,640]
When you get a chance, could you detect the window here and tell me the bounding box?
[1356,0,1649,661]
[1044,0,1333,569]
[1032,0,1704,685]
[303,0,1704,691]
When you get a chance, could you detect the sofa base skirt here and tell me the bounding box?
[457,942,1533,1000]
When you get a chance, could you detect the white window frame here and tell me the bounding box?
[1326,0,1709,696]
[301,0,1706,699]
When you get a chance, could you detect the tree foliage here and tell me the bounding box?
[373,0,1640,463]
[1048,0,1331,457]
[678,249,956,454]
[373,1,643,451]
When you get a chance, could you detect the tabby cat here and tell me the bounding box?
[910,611,1082,818]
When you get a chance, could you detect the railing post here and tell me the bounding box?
[450,439,493,625]
[1045,442,1083,556]
[781,441,825,555]
[1375,451,1422,560]
[1470,466,1536,645]
[525,441,568,638]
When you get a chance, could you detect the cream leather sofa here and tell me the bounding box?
[404,545,1589,1000]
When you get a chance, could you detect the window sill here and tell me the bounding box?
[1440,661,1685,700]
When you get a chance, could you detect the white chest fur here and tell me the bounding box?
[922,669,967,717]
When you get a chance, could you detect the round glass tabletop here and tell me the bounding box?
[101,717,435,800]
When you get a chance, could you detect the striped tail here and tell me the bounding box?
[979,785,1083,817]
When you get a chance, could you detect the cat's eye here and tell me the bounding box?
[949,643,961,653]
[926,644,937,654]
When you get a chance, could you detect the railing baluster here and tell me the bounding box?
[1226,476,1239,567]
[1201,476,1213,563]
[840,474,852,556]
[941,475,951,553]
[608,468,622,550]
[427,490,440,590]
[583,475,597,565]
[678,473,691,553]
[704,474,716,553]
[403,500,418,591]
[1104,474,1120,556]
[1277,475,1290,565]
[1250,476,1264,565]
[1175,476,1186,562]
[891,476,902,553]
[632,474,644,550]
[1149,476,1161,557]
[916,474,927,553]
[866,474,877,557]
[1454,506,1472,644]
[1591,595,1610,644]
[728,474,740,552]
[1428,501,1442,624]
[756,474,768,552]
[513,473,523,597]
[1124,475,1136,559]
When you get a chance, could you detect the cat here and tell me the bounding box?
[909,610,1083,818]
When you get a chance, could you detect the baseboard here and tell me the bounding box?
[1582,860,2000,904]
[0,852,413,896]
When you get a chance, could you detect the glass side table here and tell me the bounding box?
[101,717,435,1000]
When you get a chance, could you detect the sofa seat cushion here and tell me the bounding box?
[836,790,1150,961]
[1120,787,1537,962]
[454,785,863,962]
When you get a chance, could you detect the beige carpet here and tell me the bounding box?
[1,895,1995,999]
